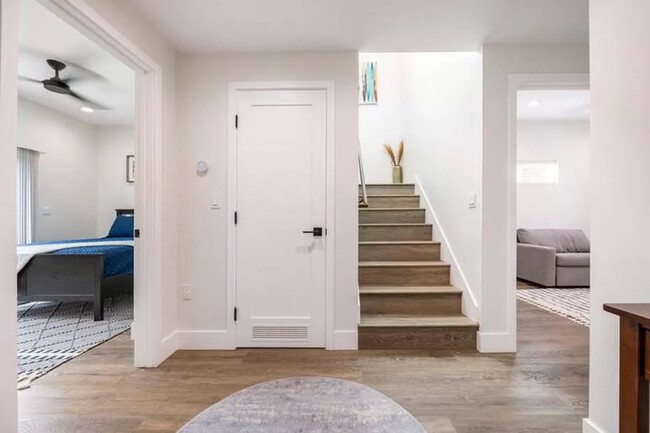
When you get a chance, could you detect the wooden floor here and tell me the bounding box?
[18,301,589,433]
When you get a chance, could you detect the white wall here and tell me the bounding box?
[17,98,98,241]
[481,44,589,352]
[359,53,408,183]
[0,0,19,430]
[17,98,135,241]
[359,52,483,319]
[586,1,650,432]
[85,0,179,349]
[95,125,135,236]
[517,119,590,236]
[176,52,359,348]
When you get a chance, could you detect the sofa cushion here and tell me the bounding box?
[556,253,590,267]
[517,229,590,253]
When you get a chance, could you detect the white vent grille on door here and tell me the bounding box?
[252,325,308,340]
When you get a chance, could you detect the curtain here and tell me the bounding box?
[16,147,39,244]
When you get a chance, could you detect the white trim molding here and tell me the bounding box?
[175,330,233,350]
[583,418,608,433]
[39,0,172,367]
[0,0,20,431]
[477,331,516,353]
[413,175,480,322]
[331,330,358,350]
[227,81,337,349]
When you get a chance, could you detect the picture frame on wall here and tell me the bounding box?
[126,155,135,183]
[359,61,378,105]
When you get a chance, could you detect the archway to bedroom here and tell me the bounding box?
[16,0,137,390]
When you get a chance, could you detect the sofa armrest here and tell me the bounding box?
[517,243,556,287]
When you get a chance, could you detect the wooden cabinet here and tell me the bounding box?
[604,303,650,433]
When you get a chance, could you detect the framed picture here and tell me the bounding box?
[359,61,378,105]
[126,155,135,183]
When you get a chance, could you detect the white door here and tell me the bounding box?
[234,88,327,348]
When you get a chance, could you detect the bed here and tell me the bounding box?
[17,209,135,321]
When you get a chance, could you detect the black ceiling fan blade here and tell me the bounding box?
[19,75,42,84]
[68,91,111,111]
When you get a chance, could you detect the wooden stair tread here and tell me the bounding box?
[359,240,440,245]
[360,285,460,294]
[360,223,431,227]
[359,261,449,267]
[360,183,416,187]
[360,194,419,198]
[360,314,477,328]
[359,207,423,212]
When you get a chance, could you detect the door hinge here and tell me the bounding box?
[235,114,239,129]
[134,229,141,238]
[234,211,238,225]
[234,306,238,322]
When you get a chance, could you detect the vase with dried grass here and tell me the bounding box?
[384,141,404,184]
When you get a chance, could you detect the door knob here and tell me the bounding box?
[302,227,323,237]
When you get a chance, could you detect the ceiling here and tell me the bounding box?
[18,0,135,125]
[518,90,590,121]
[127,0,589,53]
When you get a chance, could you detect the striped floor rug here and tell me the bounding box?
[517,288,590,327]
[17,295,133,387]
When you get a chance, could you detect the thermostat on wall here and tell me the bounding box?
[196,160,209,174]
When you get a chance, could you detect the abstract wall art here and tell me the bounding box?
[359,61,378,105]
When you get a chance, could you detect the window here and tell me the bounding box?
[16,148,39,244]
[517,160,559,184]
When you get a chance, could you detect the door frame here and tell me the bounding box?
[35,0,167,367]
[227,81,336,349]
[506,73,590,349]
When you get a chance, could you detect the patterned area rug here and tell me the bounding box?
[17,295,133,385]
[178,377,427,433]
[517,288,590,326]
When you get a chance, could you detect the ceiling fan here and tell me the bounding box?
[19,59,110,110]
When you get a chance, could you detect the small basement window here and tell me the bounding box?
[517,161,559,184]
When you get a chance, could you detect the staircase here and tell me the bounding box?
[358,183,478,350]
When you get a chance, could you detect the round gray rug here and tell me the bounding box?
[177,377,427,433]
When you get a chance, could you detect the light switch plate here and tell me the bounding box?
[210,193,222,210]
[469,192,478,209]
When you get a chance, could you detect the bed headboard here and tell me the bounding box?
[116,208,134,216]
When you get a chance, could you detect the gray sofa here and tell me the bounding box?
[517,229,590,287]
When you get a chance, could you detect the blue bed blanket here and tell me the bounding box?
[52,244,133,278]
[22,237,133,278]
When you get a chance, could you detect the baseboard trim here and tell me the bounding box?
[477,331,516,353]
[330,330,358,350]
[159,331,179,362]
[413,175,480,323]
[177,330,234,350]
[583,418,608,433]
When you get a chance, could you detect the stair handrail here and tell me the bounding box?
[358,140,369,208]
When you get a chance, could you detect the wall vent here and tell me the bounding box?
[252,325,308,340]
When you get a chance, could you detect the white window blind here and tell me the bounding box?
[16,147,39,244]
[517,160,559,184]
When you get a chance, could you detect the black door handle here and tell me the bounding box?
[302,227,323,237]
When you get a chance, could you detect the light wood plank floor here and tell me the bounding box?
[18,301,589,433]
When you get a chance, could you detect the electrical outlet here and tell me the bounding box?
[182,283,192,301]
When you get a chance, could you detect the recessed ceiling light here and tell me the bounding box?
[527,99,540,108]
[80,106,94,113]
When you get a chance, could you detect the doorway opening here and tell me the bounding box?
[16,0,137,388]
[515,87,591,321]
[507,74,590,348]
